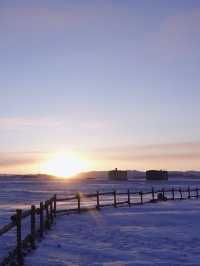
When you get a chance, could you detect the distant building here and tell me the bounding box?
[146,170,168,181]
[108,168,128,181]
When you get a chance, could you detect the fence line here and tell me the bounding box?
[0,186,200,265]
[0,195,56,266]
[56,186,200,214]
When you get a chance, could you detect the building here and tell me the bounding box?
[108,168,128,181]
[146,170,168,181]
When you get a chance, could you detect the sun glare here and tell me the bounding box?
[40,153,90,178]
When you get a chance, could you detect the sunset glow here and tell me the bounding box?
[40,153,90,178]
[0,1,200,174]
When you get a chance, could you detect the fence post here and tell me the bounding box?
[40,202,44,238]
[162,188,165,199]
[16,209,23,266]
[127,189,131,207]
[151,187,155,202]
[140,191,143,204]
[45,201,50,229]
[77,193,81,213]
[50,199,53,224]
[179,188,183,200]
[196,187,199,198]
[53,194,57,218]
[188,186,191,199]
[113,190,117,207]
[96,191,100,210]
[172,187,175,200]
[30,205,36,249]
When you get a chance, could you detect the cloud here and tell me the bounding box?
[88,141,200,162]
[93,141,200,152]
[0,116,63,130]
[84,141,200,170]
[0,157,38,167]
[0,151,49,166]
[0,141,200,173]
[103,152,200,162]
[0,151,51,174]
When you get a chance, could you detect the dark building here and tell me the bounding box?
[108,168,128,181]
[146,170,168,180]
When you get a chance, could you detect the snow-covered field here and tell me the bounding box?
[26,200,200,266]
[1,176,200,265]
[1,176,200,225]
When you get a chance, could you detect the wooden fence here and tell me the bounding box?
[0,195,56,266]
[56,186,200,214]
[0,186,199,265]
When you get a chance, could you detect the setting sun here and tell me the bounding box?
[40,153,90,178]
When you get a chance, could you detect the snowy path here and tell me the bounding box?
[26,200,200,266]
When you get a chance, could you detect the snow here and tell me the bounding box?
[26,200,200,266]
[1,176,200,224]
[1,176,200,265]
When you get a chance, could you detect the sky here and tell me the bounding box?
[0,0,200,174]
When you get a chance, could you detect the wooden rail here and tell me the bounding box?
[56,186,200,214]
[0,186,200,265]
[0,195,56,266]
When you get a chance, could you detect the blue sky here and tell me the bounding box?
[0,0,200,173]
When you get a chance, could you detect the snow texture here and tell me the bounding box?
[1,176,200,265]
[26,200,200,266]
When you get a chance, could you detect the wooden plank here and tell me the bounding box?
[96,191,100,210]
[196,187,199,198]
[188,186,191,199]
[179,188,183,200]
[130,191,141,195]
[172,187,175,200]
[116,201,128,205]
[53,194,57,218]
[0,221,15,236]
[127,189,131,207]
[113,190,117,208]
[56,196,79,202]
[31,205,36,249]
[76,193,81,213]
[139,191,143,204]
[115,192,129,196]
[11,209,31,221]
[99,191,114,196]
[16,209,23,266]
[45,201,50,229]
[151,187,155,201]
[50,200,53,224]
[39,202,44,238]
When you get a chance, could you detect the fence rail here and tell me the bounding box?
[55,186,200,214]
[0,195,56,266]
[0,186,200,265]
